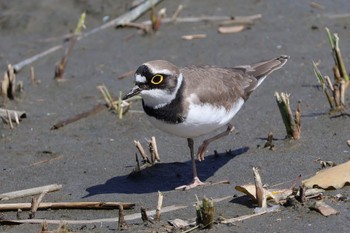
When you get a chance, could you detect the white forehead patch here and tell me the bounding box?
[152,69,173,75]
[146,65,173,76]
[135,74,147,83]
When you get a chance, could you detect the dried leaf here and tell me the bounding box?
[302,160,350,189]
[235,184,292,202]
[218,25,245,34]
[309,200,339,216]
[235,184,257,199]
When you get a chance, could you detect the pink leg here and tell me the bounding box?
[197,124,235,161]
[175,138,206,190]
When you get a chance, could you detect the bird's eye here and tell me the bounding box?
[150,74,164,85]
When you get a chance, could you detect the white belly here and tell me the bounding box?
[147,98,244,138]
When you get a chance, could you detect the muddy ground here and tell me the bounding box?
[0,0,350,232]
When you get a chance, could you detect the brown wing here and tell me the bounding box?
[180,55,289,109]
[180,66,254,110]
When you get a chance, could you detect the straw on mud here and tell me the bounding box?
[275,92,301,140]
[253,167,266,208]
[219,211,267,224]
[196,197,215,229]
[118,91,124,119]
[0,202,135,211]
[148,136,160,163]
[40,222,49,232]
[1,64,17,100]
[155,191,164,221]
[313,61,335,108]
[0,184,62,201]
[120,22,151,33]
[328,28,350,85]
[117,204,128,230]
[97,85,132,119]
[6,110,13,129]
[50,103,106,130]
[171,4,183,21]
[30,155,64,167]
[29,66,36,84]
[140,14,261,25]
[0,204,187,225]
[134,140,150,163]
[141,207,153,225]
[264,131,274,150]
[13,0,164,72]
[313,28,349,113]
[30,191,47,219]
[54,12,86,80]
[326,27,349,82]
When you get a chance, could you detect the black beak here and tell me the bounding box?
[122,85,142,100]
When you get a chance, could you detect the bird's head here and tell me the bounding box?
[123,60,183,108]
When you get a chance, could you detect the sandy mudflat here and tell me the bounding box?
[0,0,349,232]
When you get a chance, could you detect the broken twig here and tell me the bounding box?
[171,4,183,21]
[196,197,214,229]
[253,167,266,209]
[117,204,128,230]
[130,137,161,175]
[264,131,275,150]
[54,12,86,80]
[275,92,301,139]
[148,136,160,163]
[141,207,154,225]
[134,140,150,163]
[51,103,106,130]
[313,28,349,113]
[30,191,47,218]
[1,64,22,99]
[98,85,135,119]
[155,191,164,221]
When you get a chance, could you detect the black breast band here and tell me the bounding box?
[142,81,185,124]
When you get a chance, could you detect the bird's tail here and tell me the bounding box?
[238,55,289,98]
[250,55,289,79]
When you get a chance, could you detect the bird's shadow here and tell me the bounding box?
[84,147,249,197]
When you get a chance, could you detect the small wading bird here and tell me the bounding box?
[123,55,289,190]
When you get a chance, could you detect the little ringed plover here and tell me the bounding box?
[123,55,289,190]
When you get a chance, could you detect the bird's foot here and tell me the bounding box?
[196,141,208,161]
[175,177,207,191]
[175,178,230,191]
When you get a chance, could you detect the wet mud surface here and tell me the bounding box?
[0,0,350,232]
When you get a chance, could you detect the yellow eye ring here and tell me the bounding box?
[151,74,164,85]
